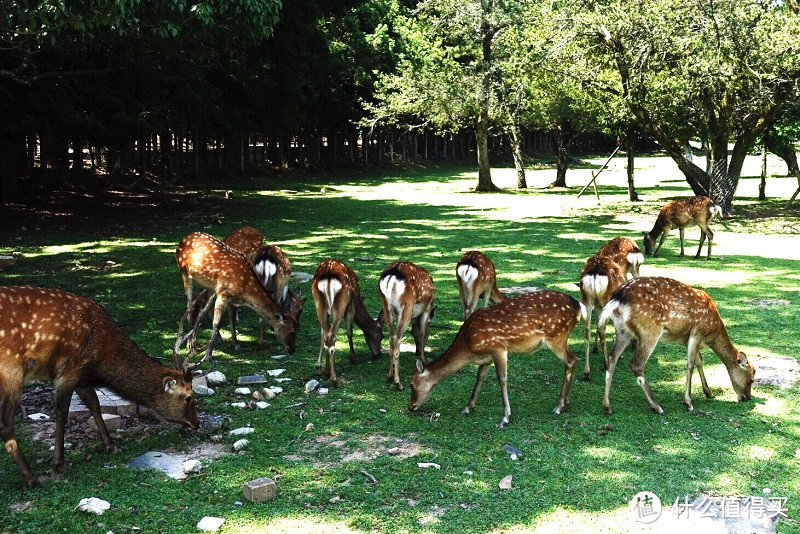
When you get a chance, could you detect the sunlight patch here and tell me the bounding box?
[223,517,361,534]
[754,397,788,417]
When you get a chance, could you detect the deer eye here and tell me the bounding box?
[186,396,194,404]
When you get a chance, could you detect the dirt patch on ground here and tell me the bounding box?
[285,432,426,467]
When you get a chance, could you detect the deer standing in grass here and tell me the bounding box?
[409,290,585,426]
[0,286,199,488]
[597,277,755,415]
[456,251,506,320]
[596,237,644,278]
[378,261,435,390]
[311,259,385,386]
[578,255,627,380]
[175,232,298,362]
[643,196,722,259]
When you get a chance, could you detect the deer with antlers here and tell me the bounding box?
[643,196,723,259]
[597,276,755,414]
[409,290,585,426]
[378,261,435,390]
[311,259,385,386]
[175,232,298,363]
[0,286,199,488]
[456,250,506,320]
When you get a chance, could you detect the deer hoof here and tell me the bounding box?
[603,406,613,415]
[460,407,472,416]
[394,382,403,392]
[653,406,666,415]
[498,420,510,428]
[582,372,590,381]
[314,365,323,376]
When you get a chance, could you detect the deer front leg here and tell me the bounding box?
[1,384,37,487]
[389,307,414,390]
[462,362,491,416]
[52,383,77,473]
[494,351,511,427]
[603,330,632,414]
[705,227,714,259]
[315,325,327,375]
[694,352,713,399]
[345,308,357,364]
[227,306,242,352]
[202,296,228,364]
[553,345,578,415]
[630,337,664,415]
[410,312,431,364]
[76,387,117,454]
[653,231,669,257]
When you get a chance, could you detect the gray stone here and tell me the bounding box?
[88,413,122,433]
[128,451,189,480]
[205,371,227,386]
[234,387,251,395]
[193,385,215,396]
[753,356,799,389]
[183,460,202,474]
[75,497,110,515]
[242,477,277,502]
[197,516,225,531]
[233,439,249,451]
[304,379,320,393]
[229,427,255,436]
[237,375,267,385]
[0,256,16,271]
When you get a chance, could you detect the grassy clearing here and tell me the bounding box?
[1,155,799,533]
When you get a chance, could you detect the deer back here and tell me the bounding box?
[596,237,643,277]
[378,261,434,317]
[579,255,626,306]
[223,226,264,262]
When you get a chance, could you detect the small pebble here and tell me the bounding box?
[234,387,251,395]
[197,516,225,531]
[233,439,249,451]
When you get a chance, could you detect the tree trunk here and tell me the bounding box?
[625,131,639,201]
[508,126,527,189]
[550,120,573,188]
[0,138,20,204]
[474,17,499,192]
[759,139,767,201]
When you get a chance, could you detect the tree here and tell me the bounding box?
[585,0,800,214]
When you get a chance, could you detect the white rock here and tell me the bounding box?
[266,369,286,377]
[193,385,215,396]
[205,371,227,385]
[183,460,202,474]
[234,387,251,395]
[498,475,513,490]
[233,439,249,451]
[305,379,320,393]
[318,388,329,396]
[197,516,225,531]
[255,401,270,409]
[229,427,255,436]
[271,354,286,360]
[75,497,111,515]
[28,413,50,421]
[230,402,247,408]
[262,388,276,399]
[275,377,292,383]
[417,462,441,469]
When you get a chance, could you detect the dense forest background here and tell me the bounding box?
[2,0,799,213]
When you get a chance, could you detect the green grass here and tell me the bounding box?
[1,159,799,533]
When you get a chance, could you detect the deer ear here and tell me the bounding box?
[376,308,385,325]
[164,378,178,392]
[416,359,426,374]
[736,352,749,367]
[641,231,648,237]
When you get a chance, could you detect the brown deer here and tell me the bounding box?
[378,261,435,390]
[409,290,585,426]
[596,237,644,278]
[642,196,723,259]
[311,259,385,386]
[578,255,627,380]
[0,286,199,488]
[456,250,506,320]
[175,232,298,362]
[597,276,755,415]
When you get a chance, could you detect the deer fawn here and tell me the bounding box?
[596,237,644,278]
[0,286,199,488]
[643,196,722,259]
[409,290,585,426]
[378,261,435,390]
[175,232,298,363]
[597,276,755,415]
[456,250,506,320]
[578,255,627,380]
[311,259,385,386]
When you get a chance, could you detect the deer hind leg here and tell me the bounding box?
[678,227,686,256]
[582,297,594,381]
[629,334,663,414]
[75,386,116,453]
[549,334,578,415]
[603,328,633,414]
[457,280,471,320]
[202,296,228,364]
[324,314,346,387]
[704,227,714,259]
[462,362,491,417]
[492,351,512,427]
[345,305,357,364]
[1,376,37,487]
[227,306,242,352]
[410,311,431,364]
[388,307,413,390]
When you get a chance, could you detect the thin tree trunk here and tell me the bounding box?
[550,120,573,188]
[508,126,526,189]
[759,139,767,201]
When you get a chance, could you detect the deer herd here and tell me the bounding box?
[1,195,757,487]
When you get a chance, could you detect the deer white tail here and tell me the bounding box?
[317,278,343,316]
[379,274,406,313]
[627,251,644,272]
[255,258,278,286]
[581,274,609,300]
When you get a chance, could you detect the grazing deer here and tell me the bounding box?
[596,237,644,278]
[222,226,264,262]
[409,290,585,426]
[456,250,506,320]
[597,276,755,415]
[378,261,435,390]
[175,232,298,362]
[642,196,722,259]
[311,259,385,386]
[578,255,627,380]
[0,286,199,488]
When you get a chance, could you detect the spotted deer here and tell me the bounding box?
[409,290,585,426]
[596,237,644,278]
[311,259,385,386]
[378,261,435,390]
[175,232,298,362]
[597,276,755,414]
[643,196,723,259]
[456,250,506,320]
[578,255,627,380]
[0,286,199,488]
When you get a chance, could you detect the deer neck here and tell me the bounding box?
[425,333,473,381]
[706,326,739,368]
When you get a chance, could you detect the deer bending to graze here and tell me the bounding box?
[378,261,435,391]
[596,237,644,278]
[642,196,722,259]
[175,232,298,362]
[409,290,585,427]
[456,250,506,320]
[597,277,755,415]
[311,259,385,386]
[578,255,627,380]
[0,286,199,488]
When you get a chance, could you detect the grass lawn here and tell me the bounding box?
[1,154,799,533]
